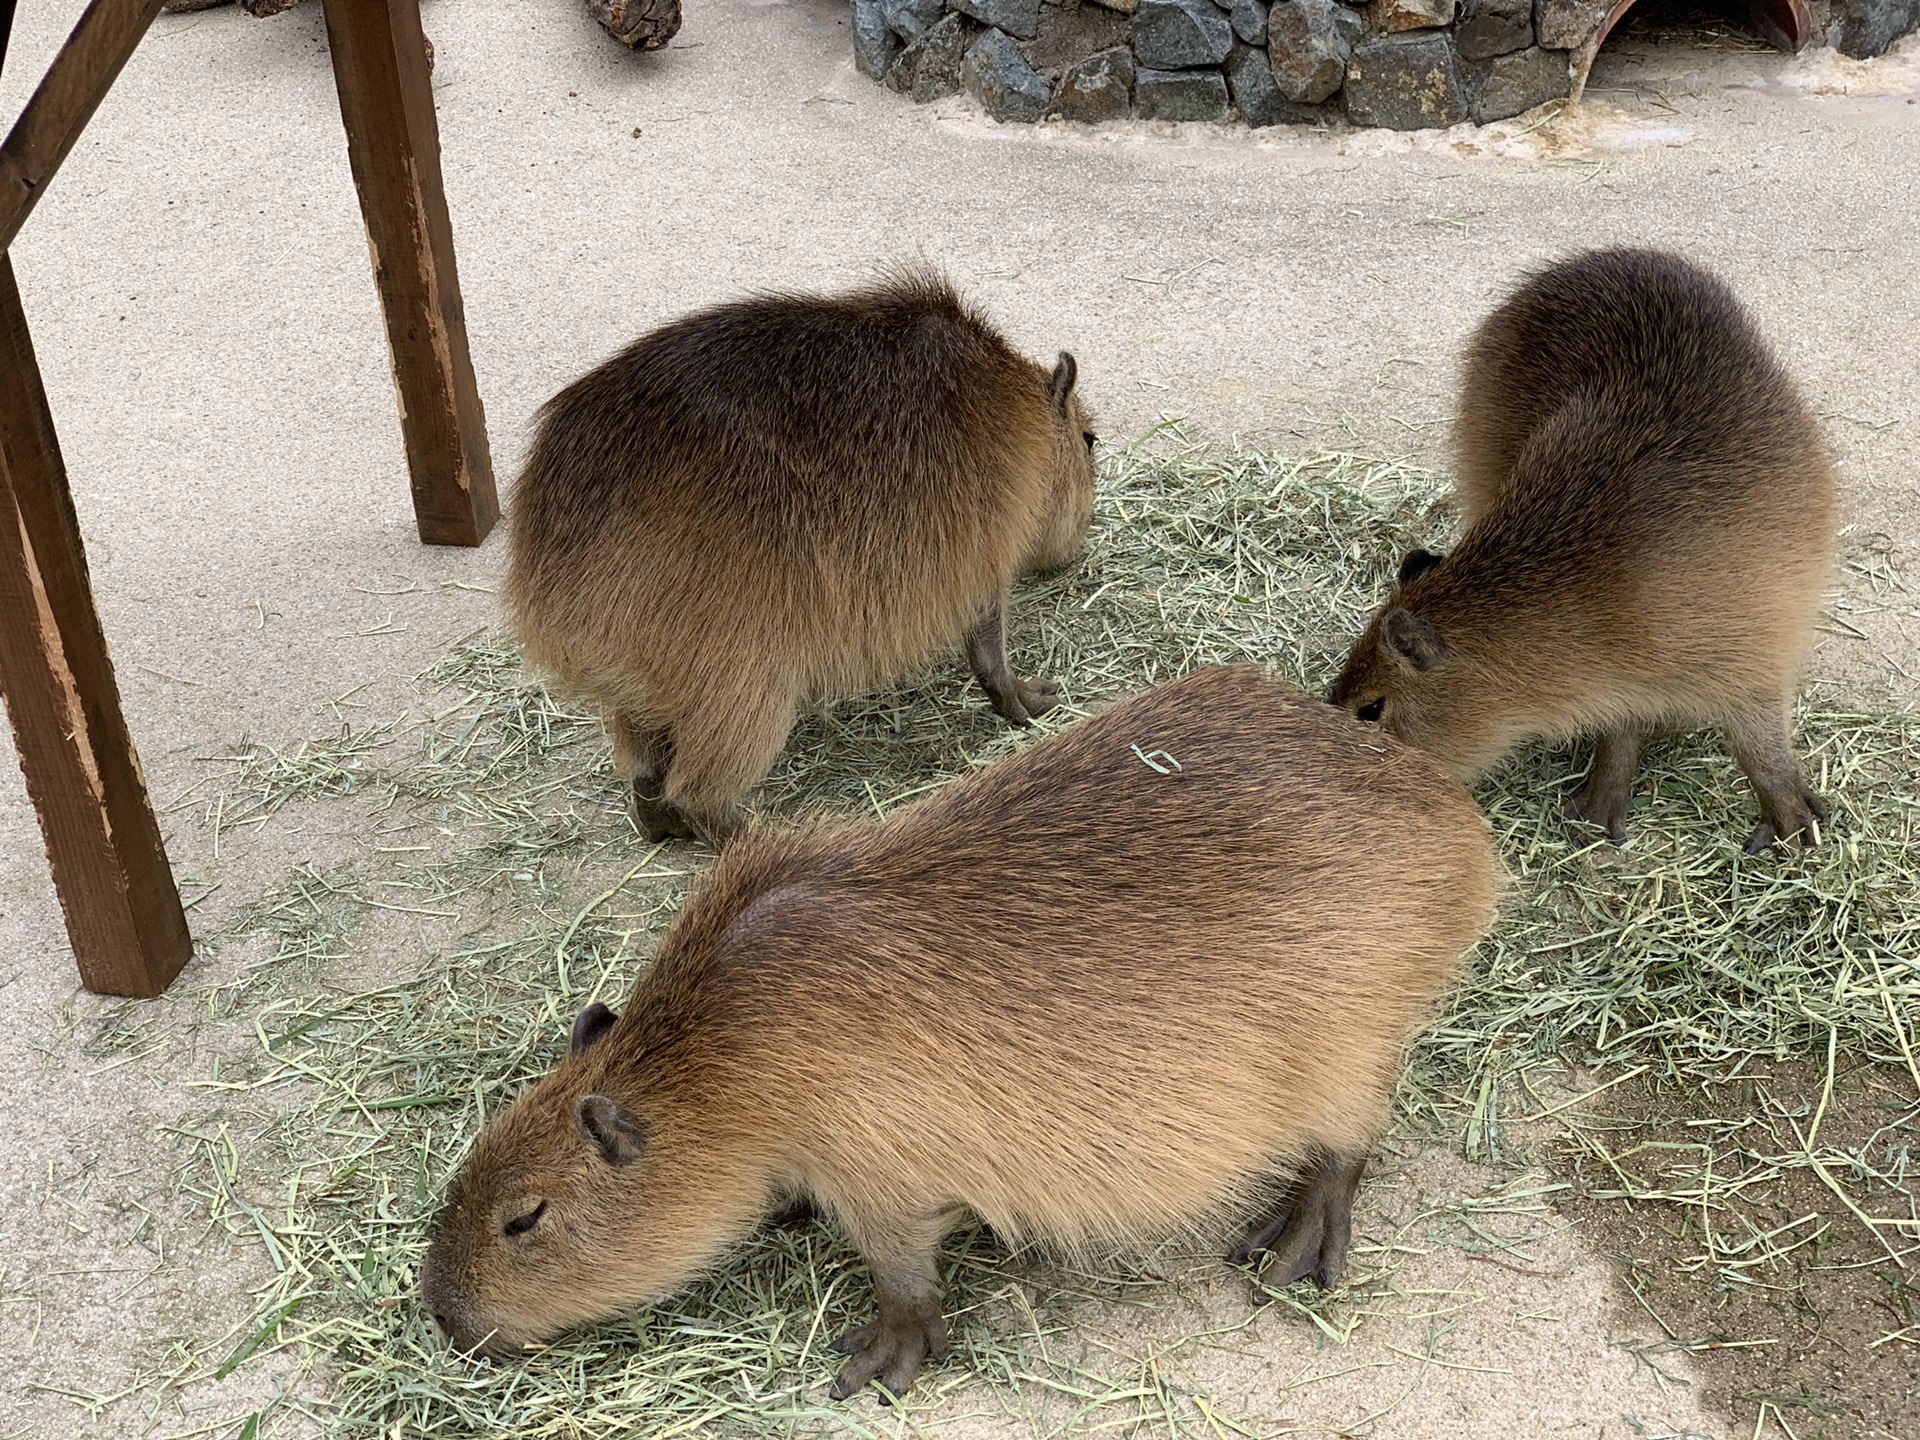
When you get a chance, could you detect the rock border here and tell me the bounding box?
[851,0,1917,130]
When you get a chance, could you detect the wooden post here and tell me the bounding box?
[321,0,498,548]
[0,0,166,254]
[0,255,191,997]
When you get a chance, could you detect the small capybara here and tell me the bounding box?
[506,270,1098,847]
[1330,248,1837,853]
[421,665,1497,1398]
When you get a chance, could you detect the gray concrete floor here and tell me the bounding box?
[0,1,1914,1434]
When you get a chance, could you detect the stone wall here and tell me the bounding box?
[851,0,1920,129]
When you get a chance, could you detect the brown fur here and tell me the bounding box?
[1329,248,1838,853]
[505,269,1097,846]
[421,665,1497,1398]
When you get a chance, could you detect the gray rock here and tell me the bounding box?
[1046,45,1136,120]
[1227,43,1325,124]
[1267,0,1351,104]
[885,13,973,101]
[1134,0,1235,67]
[1453,0,1532,58]
[1344,33,1467,128]
[1468,44,1568,121]
[1231,0,1272,43]
[1532,0,1607,48]
[853,0,901,77]
[1086,0,1138,10]
[1136,65,1232,119]
[1022,2,1132,69]
[1369,0,1455,28]
[950,0,1042,39]
[1831,0,1920,56]
[1331,2,1364,43]
[962,28,1052,120]
[881,0,945,40]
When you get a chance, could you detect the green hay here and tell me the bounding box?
[106,444,1920,1437]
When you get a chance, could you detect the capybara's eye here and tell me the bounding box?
[1083,432,1097,450]
[503,1200,547,1238]
[1356,699,1385,723]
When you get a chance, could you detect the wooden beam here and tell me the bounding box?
[321,0,498,548]
[0,0,164,255]
[0,254,191,998]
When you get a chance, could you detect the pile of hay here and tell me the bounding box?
[119,446,1918,1437]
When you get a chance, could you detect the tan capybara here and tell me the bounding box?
[506,270,1098,847]
[1330,248,1837,854]
[420,665,1498,1399]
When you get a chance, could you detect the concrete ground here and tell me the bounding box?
[0,0,1915,1435]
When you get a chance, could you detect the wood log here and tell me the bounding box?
[587,0,682,50]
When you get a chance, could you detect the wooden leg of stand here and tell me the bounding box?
[0,254,190,997]
[321,0,498,547]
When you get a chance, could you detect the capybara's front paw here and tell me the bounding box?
[1230,1149,1363,1296]
[827,1307,947,1403]
[1015,677,1061,721]
[1744,787,1828,855]
[1232,1190,1350,1294]
[1563,781,1630,846]
[631,782,698,843]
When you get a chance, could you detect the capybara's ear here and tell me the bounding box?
[1384,608,1452,672]
[1049,352,1078,414]
[575,1094,649,1166]
[1396,548,1444,588]
[571,1002,619,1056]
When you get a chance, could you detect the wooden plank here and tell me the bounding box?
[321,0,498,548]
[0,0,165,254]
[0,254,191,997]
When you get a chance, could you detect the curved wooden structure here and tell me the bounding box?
[0,0,495,996]
[1573,0,1811,103]
[1595,0,1813,51]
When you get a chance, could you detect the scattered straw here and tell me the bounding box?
[86,443,1920,1437]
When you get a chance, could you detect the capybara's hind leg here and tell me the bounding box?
[1563,725,1640,845]
[1723,696,1827,854]
[966,593,1059,727]
[610,715,696,843]
[828,1209,954,1402]
[1229,1146,1367,1292]
[662,687,797,848]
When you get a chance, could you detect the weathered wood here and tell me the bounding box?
[0,255,192,998]
[0,0,165,255]
[321,0,497,548]
[1745,0,1812,53]
[587,0,683,50]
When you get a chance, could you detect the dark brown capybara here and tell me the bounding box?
[1331,248,1837,853]
[506,269,1097,847]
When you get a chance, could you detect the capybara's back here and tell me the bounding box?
[1452,248,1832,542]
[508,269,1096,844]
[1333,249,1835,852]
[422,665,1498,1398]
